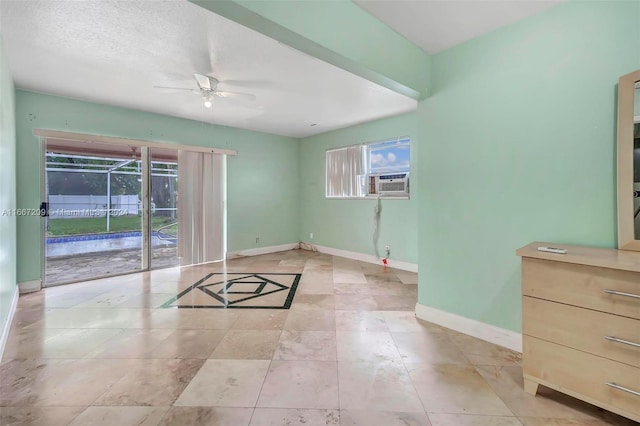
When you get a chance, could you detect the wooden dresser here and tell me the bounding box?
[517,242,640,422]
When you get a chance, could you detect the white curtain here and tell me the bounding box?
[178,151,226,265]
[326,145,366,197]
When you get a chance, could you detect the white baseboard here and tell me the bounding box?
[226,242,419,273]
[301,243,418,273]
[415,302,522,353]
[18,279,41,294]
[227,243,300,259]
[0,286,19,361]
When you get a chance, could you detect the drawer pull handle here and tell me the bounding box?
[606,382,640,397]
[604,336,640,348]
[603,289,640,299]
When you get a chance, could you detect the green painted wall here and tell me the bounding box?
[418,0,640,331]
[0,38,17,335]
[300,112,418,264]
[189,0,429,99]
[15,90,299,284]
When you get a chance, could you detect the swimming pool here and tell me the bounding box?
[46,231,176,257]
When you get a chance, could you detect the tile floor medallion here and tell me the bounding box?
[162,273,301,309]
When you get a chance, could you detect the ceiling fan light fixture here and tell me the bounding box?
[202,93,214,108]
[156,74,255,108]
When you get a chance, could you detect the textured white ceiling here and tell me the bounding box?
[355,0,562,54]
[0,0,417,138]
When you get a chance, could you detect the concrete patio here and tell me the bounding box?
[45,246,179,285]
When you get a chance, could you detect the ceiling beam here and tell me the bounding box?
[189,0,429,100]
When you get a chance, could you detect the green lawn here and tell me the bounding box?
[47,215,178,236]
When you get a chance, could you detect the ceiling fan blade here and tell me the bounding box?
[153,85,199,93]
[194,73,212,90]
[215,91,256,101]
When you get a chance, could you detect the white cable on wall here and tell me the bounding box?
[373,194,382,259]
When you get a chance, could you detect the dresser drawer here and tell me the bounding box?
[524,336,640,420]
[522,258,640,320]
[523,296,640,367]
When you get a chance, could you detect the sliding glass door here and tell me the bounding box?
[42,139,225,286]
[150,148,179,270]
[44,149,144,285]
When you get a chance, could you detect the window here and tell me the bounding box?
[326,137,410,198]
[368,137,410,174]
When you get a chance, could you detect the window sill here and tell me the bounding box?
[326,195,410,200]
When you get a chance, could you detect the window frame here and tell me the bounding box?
[325,136,411,200]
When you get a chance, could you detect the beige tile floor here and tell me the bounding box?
[0,249,636,426]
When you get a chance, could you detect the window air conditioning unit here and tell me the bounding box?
[368,173,409,196]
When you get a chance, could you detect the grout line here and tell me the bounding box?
[471,363,518,418]
[386,323,431,416]
[247,324,283,423]
[247,406,258,425]
[63,406,88,425]
[155,407,173,425]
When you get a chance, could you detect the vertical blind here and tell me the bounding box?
[178,151,226,265]
[326,145,366,197]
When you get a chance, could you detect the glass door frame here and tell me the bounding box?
[149,151,180,270]
[37,129,235,288]
[141,146,152,272]
[41,144,152,287]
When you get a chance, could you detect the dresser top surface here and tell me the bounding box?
[517,242,640,273]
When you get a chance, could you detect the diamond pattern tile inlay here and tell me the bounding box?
[162,273,301,309]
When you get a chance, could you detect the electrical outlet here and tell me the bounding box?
[310,233,314,240]
[256,237,260,244]
[385,245,390,257]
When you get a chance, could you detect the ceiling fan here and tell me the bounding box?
[154,73,256,108]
